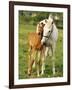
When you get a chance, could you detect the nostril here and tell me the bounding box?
[28,71,31,76]
[28,73,31,76]
[43,42,46,46]
[28,69,31,76]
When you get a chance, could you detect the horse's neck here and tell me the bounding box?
[53,23,58,31]
[51,23,58,41]
[46,23,58,40]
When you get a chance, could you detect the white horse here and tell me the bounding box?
[41,15,58,75]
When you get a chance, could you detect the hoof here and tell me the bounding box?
[28,70,31,76]
[32,62,35,68]
[37,74,40,77]
[41,72,44,76]
[28,73,31,76]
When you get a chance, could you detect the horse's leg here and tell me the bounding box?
[41,47,46,75]
[37,51,41,77]
[52,42,56,75]
[44,47,49,70]
[41,47,48,75]
[41,54,45,75]
[48,47,52,56]
[45,47,49,58]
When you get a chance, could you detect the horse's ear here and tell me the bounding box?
[45,19,47,23]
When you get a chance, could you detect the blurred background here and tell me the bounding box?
[19,11,63,29]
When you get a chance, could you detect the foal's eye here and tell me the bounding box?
[38,32,41,35]
[49,30,51,33]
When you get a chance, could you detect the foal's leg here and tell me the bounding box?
[28,47,32,75]
[32,60,36,68]
[31,49,37,69]
[28,48,36,75]
[37,51,41,77]
[32,49,36,69]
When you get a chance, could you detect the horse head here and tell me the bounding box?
[41,16,54,45]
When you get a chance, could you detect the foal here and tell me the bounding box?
[28,23,45,76]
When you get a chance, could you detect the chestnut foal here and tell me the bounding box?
[28,23,45,76]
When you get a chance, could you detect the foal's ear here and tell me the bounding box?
[41,22,43,25]
[41,22,45,27]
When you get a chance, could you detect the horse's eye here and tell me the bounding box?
[49,31,50,33]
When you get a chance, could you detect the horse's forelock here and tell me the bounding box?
[45,19,53,29]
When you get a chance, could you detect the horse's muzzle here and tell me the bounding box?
[43,42,46,46]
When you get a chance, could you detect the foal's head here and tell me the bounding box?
[36,22,45,36]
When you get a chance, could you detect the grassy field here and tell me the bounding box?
[19,24,63,79]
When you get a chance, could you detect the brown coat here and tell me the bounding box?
[28,32,43,50]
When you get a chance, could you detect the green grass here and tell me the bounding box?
[19,24,63,79]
